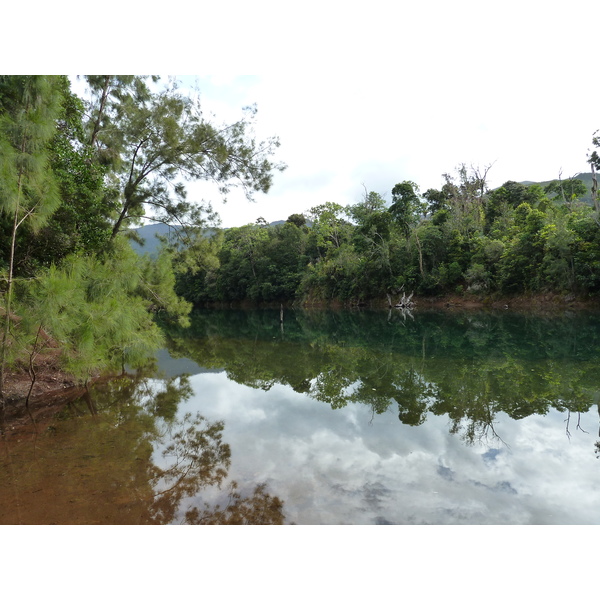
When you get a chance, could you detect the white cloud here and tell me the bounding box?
[178,370,600,525]
[182,54,597,227]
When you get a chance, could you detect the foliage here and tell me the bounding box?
[16,239,167,382]
[389,181,424,236]
[175,155,600,305]
[3,74,600,408]
[84,76,286,238]
[0,75,287,401]
[0,76,63,396]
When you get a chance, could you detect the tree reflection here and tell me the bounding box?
[86,376,286,525]
[145,413,231,524]
[0,370,286,525]
[183,482,285,525]
[163,308,600,448]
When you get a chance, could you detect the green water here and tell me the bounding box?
[2,307,600,524]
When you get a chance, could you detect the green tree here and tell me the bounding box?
[423,187,450,215]
[388,181,423,236]
[497,204,547,293]
[216,224,270,300]
[18,239,166,384]
[544,175,586,211]
[7,77,114,273]
[484,181,547,235]
[308,202,351,258]
[83,76,286,239]
[139,250,192,326]
[0,76,63,400]
[286,213,307,229]
[345,190,398,298]
[442,164,492,235]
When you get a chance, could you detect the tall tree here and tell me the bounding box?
[0,76,63,400]
[83,76,286,239]
[4,77,113,274]
[388,181,423,236]
[544,174,586,211]
[307,202,351,258]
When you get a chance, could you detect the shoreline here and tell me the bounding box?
[198,292,600,313]
[0,357,110,439]
[2,293,599,434]
[408,293,600,312]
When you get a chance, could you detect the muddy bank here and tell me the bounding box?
[0,353,108,439]
[208,293,600,313]
[409,293,600,313]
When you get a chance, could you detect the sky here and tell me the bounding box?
[185,67,597,228]
[7,1,599,230]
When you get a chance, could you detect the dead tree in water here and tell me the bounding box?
[387,290,415,309]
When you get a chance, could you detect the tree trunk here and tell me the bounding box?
[591,163,599,216]
[414,231,424,277]
[0,157,25,402]
[89,76,111,149]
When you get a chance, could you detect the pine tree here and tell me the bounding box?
[0,76,63,402]
[83,76,285,238]
[19,239,166,386]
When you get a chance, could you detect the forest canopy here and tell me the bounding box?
[173,166,600,307]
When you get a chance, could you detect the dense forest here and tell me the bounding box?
[1,75,600,407]
[0,75,283,404]
[174,165,600,307]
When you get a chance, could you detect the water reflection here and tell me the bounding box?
[3,307,600,525]
[0,370,285,525]
[163,308,600,450]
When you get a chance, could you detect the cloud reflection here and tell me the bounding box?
[184,371,599,524]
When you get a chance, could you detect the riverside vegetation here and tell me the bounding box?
[0,75,284,409]
[2,75,600,411]
[174,163,600,310]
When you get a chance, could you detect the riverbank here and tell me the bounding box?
[0,352,100,439]
[411,292,600,312]
[209,292,600,313]
[3,292,599,435]
[1,363,70,436]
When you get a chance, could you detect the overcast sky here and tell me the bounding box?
[187,66,597,228]
[10,1,599,230]
[166,2,599,228]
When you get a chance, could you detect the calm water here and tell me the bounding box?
[2,307,600,524]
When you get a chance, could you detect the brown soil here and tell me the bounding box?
[293,293,600,313]
[410,292,600,313]
[0,351,98,439]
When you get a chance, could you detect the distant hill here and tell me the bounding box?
[520,172,597,205]
[128,220,288,257]
[128,223,182,257]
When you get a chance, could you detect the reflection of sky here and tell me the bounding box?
[162,367,600,525]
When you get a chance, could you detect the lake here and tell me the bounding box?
[1,307,600,524]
